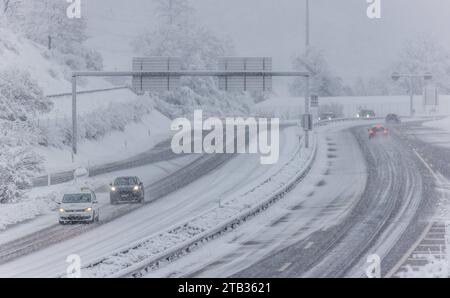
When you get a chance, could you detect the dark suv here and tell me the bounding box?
[385,114,401,124]
[110,176,145,205]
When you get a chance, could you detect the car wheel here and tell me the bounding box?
[59,221,66,225]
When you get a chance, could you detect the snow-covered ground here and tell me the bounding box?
[1,27,174,174]
[423,116,450,134]
[0,28,113,95]
[36,108,171,172]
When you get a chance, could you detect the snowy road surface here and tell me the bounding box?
[146,122,437,278]
[0,127,299,277]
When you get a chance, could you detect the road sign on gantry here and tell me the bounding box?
[132,57,181,93]
[218,57,272,92]
[423,86,439,106]
[310,95,319,108]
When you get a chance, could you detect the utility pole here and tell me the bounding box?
[409,76,414,117]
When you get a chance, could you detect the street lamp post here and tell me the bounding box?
[305,0,310,47]
[391,72,433,117]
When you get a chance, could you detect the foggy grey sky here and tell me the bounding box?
[85,0,450,84]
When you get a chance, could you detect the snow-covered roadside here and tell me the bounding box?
[423,116,450,132]
[35,109,172,172]
[78,129,315,278]
[0,155,196,236]
[0,28,113,95]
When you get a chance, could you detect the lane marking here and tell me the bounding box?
[385,221,433,278]
[412,149,440,181]
[304,241,314,249]
[384,150,448,277]
[277,262,292,272]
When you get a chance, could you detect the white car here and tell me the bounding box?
[58,188,100,224]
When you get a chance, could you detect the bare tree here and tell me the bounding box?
[1,0,21,15]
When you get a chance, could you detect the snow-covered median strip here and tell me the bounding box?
[76,135,317,278]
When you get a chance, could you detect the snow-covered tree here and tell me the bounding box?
[131,0,255,117]
[0,0,22,15]
[0,69,50,203]
[5,0,103,74]
[390,34,450,94]
[290,46,345,97]
[133,0,232,70]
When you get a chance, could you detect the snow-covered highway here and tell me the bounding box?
[144,121,438,278]
[0,127,300,277]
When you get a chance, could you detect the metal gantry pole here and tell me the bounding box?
[305,0,310,47]
[305,75,310,148]
[72,75,77,156]
[409,76,414,117]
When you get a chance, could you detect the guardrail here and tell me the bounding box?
[46,86,129,98]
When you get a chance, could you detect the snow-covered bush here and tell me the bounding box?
[40,96,155,148]
[0,68,52,121]
[4,0,103,76]
[0,69,50,203]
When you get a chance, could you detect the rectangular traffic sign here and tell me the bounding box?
[310,95,319,108]
[218,57,272,92]
[132,57,181,93]
[302,114,313,131]
[423,86,439,106]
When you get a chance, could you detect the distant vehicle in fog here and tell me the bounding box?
[110,176,145,205]
[368,124,389,139]
[385,114,401,124]
[318,112,337,121]
[357,109,376,119]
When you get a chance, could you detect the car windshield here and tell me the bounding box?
[62,193,91,204]
[114,177,136,186]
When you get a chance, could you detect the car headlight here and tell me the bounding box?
[356,114,360,118]
[366,115,370,118]
[111,186,116,192]
[85,207,93,212]
[133,185,140,192]
[59,208,65,213]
